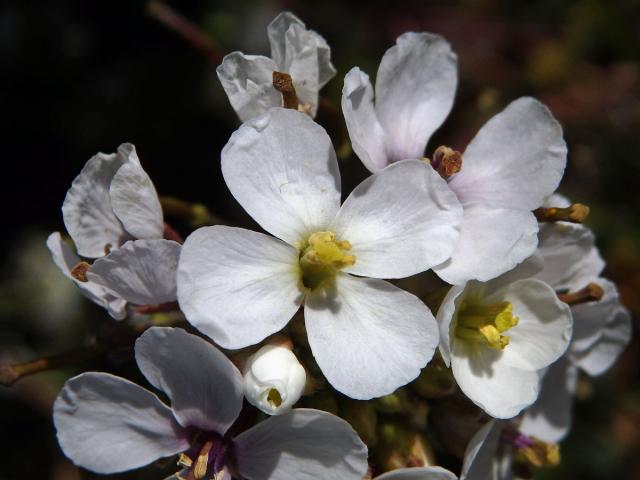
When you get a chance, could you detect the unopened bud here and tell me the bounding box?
[243,345,306,416]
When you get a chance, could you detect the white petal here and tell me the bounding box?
[331,160,462,279]
[341,67,389,172]
[449,97,566,210]
[434,206,539,284]
[62,143,139,257]
[177,226,303,349]
[87,239,180,306]
[536,222,604,291]
[569,278,629,359]
[46,232,127,320]
[451,340,541,418]
[435,284,466,367]
[135,327,244,433]
[572,301,632,376]
[53,372,188,474]
[217,52,280,122]
[305,274,438,399]
[267,12,335,87]
[489,278,572,371]
[376,466,458,480]
[375,32,458,163]
[234,408,368,480]
[519,358,577,443]
[460,421,503,480]
[267,13,335,117]
[221,108,341,245]
[109,162,164,240]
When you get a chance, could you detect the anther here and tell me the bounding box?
[273,71,299,110]
[534,203,590,223]
[427,146,462,179]
[557,282,604,306]
[193,440,214,479]
[70,261,90,282]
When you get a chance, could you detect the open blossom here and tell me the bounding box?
[519,208,632,442]
[178,107,462,399]
[62,143,164,258]
[217,12,335,121]
[48,144,179,319]
[243,344,307,416]
[54,327,368,479]
[342,33,566,284]
[436,261,573,418]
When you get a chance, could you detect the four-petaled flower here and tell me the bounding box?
[342,33,567,283]
[177,107,462,400]
[54,327,368,480]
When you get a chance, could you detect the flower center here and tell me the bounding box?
[424,145,462,180]
[177,433,231,480]
[298,231,355,290]
[455,300,519,350]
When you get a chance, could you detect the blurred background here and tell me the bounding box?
[1,0,638,478]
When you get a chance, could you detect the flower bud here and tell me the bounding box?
[243,344,306,415]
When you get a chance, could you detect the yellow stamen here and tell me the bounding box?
[193,440,213,479]
[455,301,518,350]
[70,261,90,282]
[517,438,561,468]
[534,203,590,223]
[299,231,355,289]
[267,388,283,408]
[177,453,193,468]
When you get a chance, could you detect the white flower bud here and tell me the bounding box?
[243,344,306,415]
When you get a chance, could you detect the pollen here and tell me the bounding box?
[299,231,355,289]
[455,301,519,350]
[517,437,561,468]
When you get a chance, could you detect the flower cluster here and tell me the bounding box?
[44,11,631,480]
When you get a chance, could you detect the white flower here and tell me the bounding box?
[62,143,164,258]
[243,344,307,416]
[519,213,632,442]
[342,33,567,283]
[217,12,335,121]
[178,108,462,399]
[436,264,572,418]
[54,327,368,479]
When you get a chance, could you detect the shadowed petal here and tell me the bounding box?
[53,372,188,474]
[234,408,368,480]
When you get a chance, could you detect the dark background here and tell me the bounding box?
[1,0,639,478]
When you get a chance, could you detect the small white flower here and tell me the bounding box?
[178,108,463,399]
[436,266,572,419]
[342,33,567,283]
[62,143,164,258]
[54,327,368,479]
[519,211,632,442]
[243,344,307,415]
[217,12,336,121]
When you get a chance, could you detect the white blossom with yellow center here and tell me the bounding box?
[436,262,573,418]
[178,108,463,400]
